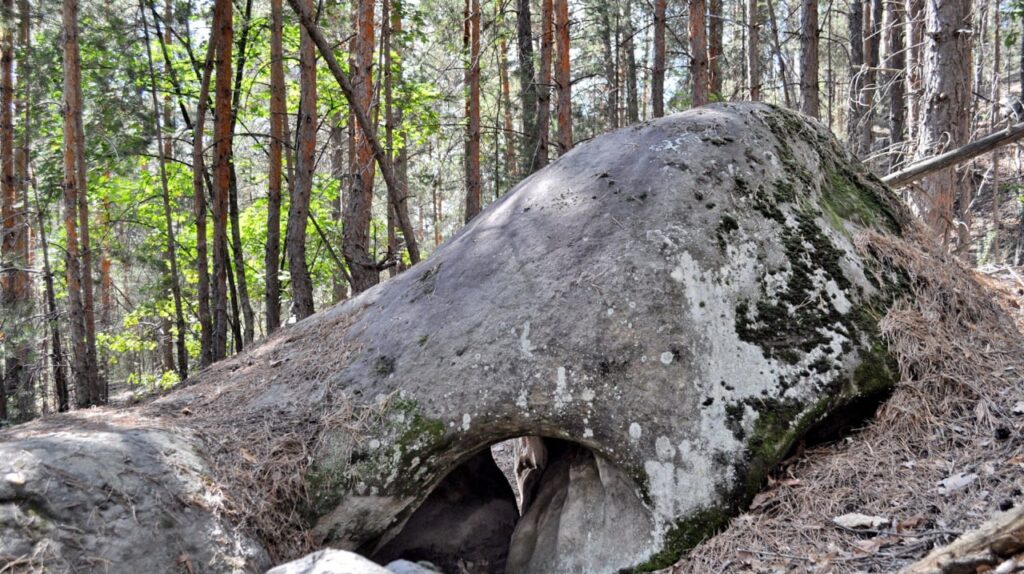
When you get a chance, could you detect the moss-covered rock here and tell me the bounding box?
[0,103,914,574]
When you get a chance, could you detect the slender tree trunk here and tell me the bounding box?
[24,19,69,410]
[517,0,538,173]
[553,0,572,151]
[652,0,666,116]
[860,0,882,155]
[140,0,188,380]
[287,0,316,317]
[17,0,32,403]
[690,0,709,107]
[0,2,6,414]
[465,0,482,221]
[747,0,760,100]
[343,0,379,293]
[885,0,906,168]
[600,1,618,129]
[799,0,819,117]
[765,0,793,107]
[62,0,101,406]
[433,165,442,247]
[330,116,347,300]
[391,3,411,252]
[906,0,923,143]
[32,180,69,412]
[708,0,723,97]
[1,0,31,419]
[226,0,255,343]
[72,9,100,401]
[289,0,419,273]
[211,0,233,360]
[193,14,215,366]
[623,0,639,122]
[226,250,242,352]
[1018,17,1024,264]
[266,0,284,333]
[913,0,972,242]
[382,0,400,265]
[847,0,866,155]
[990,0,1002,260]
[497,7,516,183]
[534,0,553,169]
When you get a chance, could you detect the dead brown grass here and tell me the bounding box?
[674,228,1024,573]
[140,305,384,562]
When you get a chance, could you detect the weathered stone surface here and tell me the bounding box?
[266,549,390,574]
[507,440,656,573]
[0,412,268,573]
[0,103,910,573]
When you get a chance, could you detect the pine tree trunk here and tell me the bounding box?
[62,0,102,406]
[652,0,665,116]
[72,7,100,401]
[708,0,723,97]
[33,180,69,412]
[600,2,618,129]
[227,0,255,342]
[847,0,866,155]
[914,0,972,242]
[765,0,793,107]
[534,0,553,170]
[193,12,216,366]
[885,0,906,168]
[517,0,538,173]
[140,0,188,380]
[800,0,819,117]
[24,12,69,410]
[623,0,639,123]
[343,0,379,293]
[860,0,882,156]
[1,0,32,419]
[553,0,572,151]
[690,0,709,107]
[906,0,923,143]
[498,13,516,183]
[391,1,411,256]
[464,0,482,221]
[211,0,233,360]
[383,0,400,263]
[288,0,316,317]
[747,0,760,100]
[990,0,1002,261]
[289,0,420,275]
[266,0,284,333]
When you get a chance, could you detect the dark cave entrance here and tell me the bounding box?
[369,437,651,574]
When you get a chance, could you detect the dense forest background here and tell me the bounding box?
[0,0,1020,422]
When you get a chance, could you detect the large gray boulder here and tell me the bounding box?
[0,412,268,572]
[0,103,910,573]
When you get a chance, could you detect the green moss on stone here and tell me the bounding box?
[821,170,903,236]
[634,508,733,571]
[305,398,448,515]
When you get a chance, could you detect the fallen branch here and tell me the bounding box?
[286,0,421,265]
[899,506,1024,574]
[883,121,1024,188]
